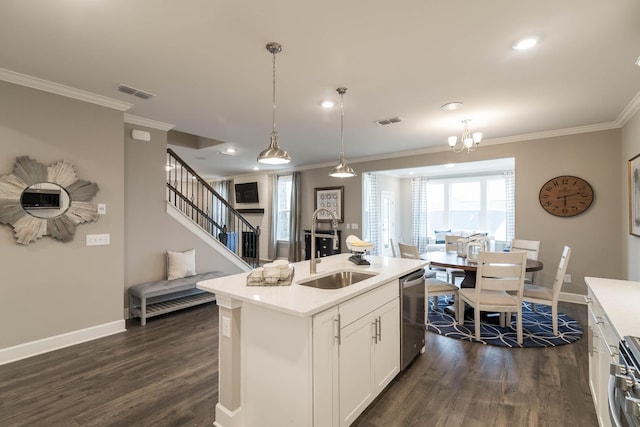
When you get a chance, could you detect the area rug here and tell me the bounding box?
[427,297,583,348]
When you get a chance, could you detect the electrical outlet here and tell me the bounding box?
[86,234,110,246]
[222,316,231,338]
[564,274,572,283]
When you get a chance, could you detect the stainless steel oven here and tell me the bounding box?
[610,336,640,426]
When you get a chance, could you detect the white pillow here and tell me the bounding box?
[167,249,196,280]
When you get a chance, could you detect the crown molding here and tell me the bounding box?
[0,68,132,111]
[616,89,640,126]
[124,113,174,131]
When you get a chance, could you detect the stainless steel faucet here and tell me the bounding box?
[310,208,339,274]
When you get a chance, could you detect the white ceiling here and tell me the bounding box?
[1,0,639,178]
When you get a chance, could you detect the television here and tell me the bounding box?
[21,188,61,209]
[235,182,259,204]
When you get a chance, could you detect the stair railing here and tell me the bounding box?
[166,148,260,267]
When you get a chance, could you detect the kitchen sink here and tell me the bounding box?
[297,270,378,289]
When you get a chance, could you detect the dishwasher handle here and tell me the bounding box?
[401,269,425,289]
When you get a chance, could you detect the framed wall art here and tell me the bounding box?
[314,186,344,222]
[629,154,640,236]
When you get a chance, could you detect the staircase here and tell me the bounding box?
[166,148,260,267]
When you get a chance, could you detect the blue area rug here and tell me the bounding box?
[427,296,582,348]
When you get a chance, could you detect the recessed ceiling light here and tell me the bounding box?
[252,166,260,171]
[441,102,464,111]
[512,37,538,51]
[321,100,335,109]
[444,163,455,168]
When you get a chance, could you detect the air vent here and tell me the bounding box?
[118,84,155,100]
[375,116,403,126]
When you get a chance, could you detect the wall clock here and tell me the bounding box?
[538,175,594,217]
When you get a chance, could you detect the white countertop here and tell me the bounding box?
[197,254,427,317]
[585,276,640,339]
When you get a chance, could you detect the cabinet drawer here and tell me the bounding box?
[340,281,399,327]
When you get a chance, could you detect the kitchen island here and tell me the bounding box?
[198,253,427,427]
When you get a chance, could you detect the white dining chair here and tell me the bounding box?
[522,245,571,336]
[510,238,541,283]
[444,235,465,284]
[397,242,436,278]
[425,277,458,321]
[457,251,527,344]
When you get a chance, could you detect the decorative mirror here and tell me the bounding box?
[0,156,99,244]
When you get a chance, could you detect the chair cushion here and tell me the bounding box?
[129,271,227,299]
[459,288,519,306]
[426,278,459,292]
[523,284,553,300]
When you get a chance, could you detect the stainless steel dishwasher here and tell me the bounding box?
[399,268,425,370]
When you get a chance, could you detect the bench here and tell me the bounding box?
[129,271,228,325]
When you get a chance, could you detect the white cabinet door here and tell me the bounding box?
[339,311,375,427]
[339,298,400,427]
[313,307,340,427]
[373,299,400,393]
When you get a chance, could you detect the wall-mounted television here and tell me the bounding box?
[235,182,259,204]
[21,188,61,209]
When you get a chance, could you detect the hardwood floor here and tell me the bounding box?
[354,302,598,427]
[0,302,597,427]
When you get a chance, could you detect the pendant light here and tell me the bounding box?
[257,42,291,165]
[329,87,356,178]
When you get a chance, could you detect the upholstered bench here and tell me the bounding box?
[129,271,227,325]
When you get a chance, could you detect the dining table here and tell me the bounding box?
[422,251,544,288]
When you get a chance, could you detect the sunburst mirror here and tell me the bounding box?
[0,156,99,244]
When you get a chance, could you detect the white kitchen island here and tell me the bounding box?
[198,253,427,427]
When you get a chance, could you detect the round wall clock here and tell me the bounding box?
[538,175,594,217]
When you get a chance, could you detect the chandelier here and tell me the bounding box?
[448,119,482,153]
[257,42,291,165]
[329,87,356,178]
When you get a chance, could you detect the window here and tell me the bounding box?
[425,174,509,242]
[276,175,292,241]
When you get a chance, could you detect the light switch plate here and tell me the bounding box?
[351,223,359,229]
[97,204,106,215]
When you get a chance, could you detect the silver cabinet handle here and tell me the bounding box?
[372,319,378,344]
[334,314,341,345]
[376,317,382,342]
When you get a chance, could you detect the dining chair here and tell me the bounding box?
[425,277,458,321]
[444,235,465,285]
[510,238,541,283]
[522,245,571,336]
[397,242,436,278]
[457,251,527,344]
[398,242,420,259]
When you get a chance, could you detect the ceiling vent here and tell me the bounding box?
[375,116,403,126]
[118,84,155,100]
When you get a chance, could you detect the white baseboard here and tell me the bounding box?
[559,292,588,305]
[0,320,126,366]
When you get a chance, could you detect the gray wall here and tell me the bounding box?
[124,123,243,298]
[622,109,640,280]
[0,80,244,353]
[0,81,125,348]
[299,128,622,295]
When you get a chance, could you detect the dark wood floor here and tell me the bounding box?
[0,302,597,427]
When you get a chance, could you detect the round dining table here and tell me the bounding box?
[422,251,543,288]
